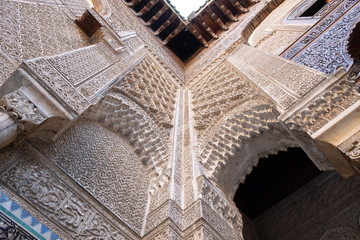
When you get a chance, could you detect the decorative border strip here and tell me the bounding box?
[0,191,61,240]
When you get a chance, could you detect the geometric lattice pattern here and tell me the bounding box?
[117,56,178,129]
[0,191,61,240]
[191,61,258,136]
[86,91,170,180]
[200,104,279,179]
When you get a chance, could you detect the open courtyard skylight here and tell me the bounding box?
[168,0,208,19]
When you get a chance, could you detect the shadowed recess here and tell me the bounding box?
[166,28,203,62]
[233,147,321,219]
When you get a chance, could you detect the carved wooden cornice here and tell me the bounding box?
[124,0,258,48]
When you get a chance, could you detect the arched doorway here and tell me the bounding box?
[233,147,321,220]
[233,147,360,240]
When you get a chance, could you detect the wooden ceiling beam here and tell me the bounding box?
[187,25,209,47]
[191,20,212,41]
[163,24,185,44]
[213,1,238,22]
[145,4,168,26]
[154,13,177,35]
[137,0,159,17]
[226,0,249,13]
[126,0,141,7]
[242,0,259,6]
[196,17,218,39]
[207,8,228,30]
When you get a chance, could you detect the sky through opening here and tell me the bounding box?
[168,0,208,18]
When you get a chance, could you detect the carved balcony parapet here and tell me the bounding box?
[280,68,360,177]
[76,8,131,54]
[24,58,91,115]
[280,68,359,136]
[228,44,328,109]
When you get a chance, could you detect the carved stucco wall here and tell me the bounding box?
[185,0,287,84]
[253,171,360,240]
[248,0,310,55]
[0,0,184,89]
[44,118,150,235]
[249,0,345,56]
[0,0,90,86]
[104,0,185,81]
[0,0,359,239]
[188,46,336,198]
[282,0,360,75]
[0,142,141,239]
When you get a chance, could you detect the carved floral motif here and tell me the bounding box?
[0,0,89,85]
[198,177,243,236]
[26,58,90,114]
[283,0,360,75]
[116,56,179,130]
[0,90,45,124]
[191,61,260,139]
[1,153,128,239]
[285,76,359,135]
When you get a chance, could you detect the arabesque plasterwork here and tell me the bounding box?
[0,0,359,239]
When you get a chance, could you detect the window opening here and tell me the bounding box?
[300,0,329,17]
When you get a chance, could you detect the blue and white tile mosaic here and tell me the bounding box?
[0,191,61,240]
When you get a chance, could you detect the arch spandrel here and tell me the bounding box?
[79,54,180,183]
[189,60,276,146]
[44,118,151,235]
[84,90,171,182]
[195,96,275,155]
[197,101,299,198]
